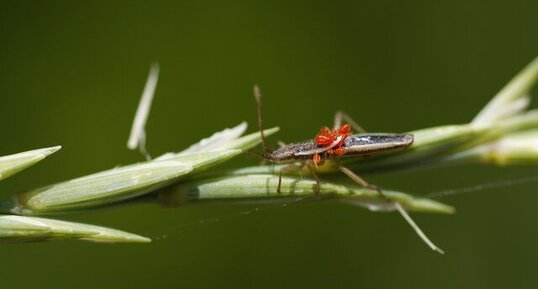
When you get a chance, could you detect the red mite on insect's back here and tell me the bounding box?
[312,124,352,165]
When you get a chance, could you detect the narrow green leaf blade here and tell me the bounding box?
[156,127,279,161]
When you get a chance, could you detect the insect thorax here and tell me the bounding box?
[268,140,319,163]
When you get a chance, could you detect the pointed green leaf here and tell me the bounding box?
[161,150,242,171]
[0,146,61,181]
[473,56,538,125]
[176,122,248,155]
[0,215,150,243]
[155,127,279,160]
[216,127,280,151]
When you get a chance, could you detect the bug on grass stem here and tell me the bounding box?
[253,85,444,254]
[253,85,413,195]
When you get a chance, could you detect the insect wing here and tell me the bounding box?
[343,134,413,154]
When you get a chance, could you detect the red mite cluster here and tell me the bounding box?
[312,123,352,165]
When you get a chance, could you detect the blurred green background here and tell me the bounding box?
[1,1,538,288]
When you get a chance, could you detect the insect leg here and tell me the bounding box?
[338,165,385,198]
[338,163,444,253]
[334,111,367,133]
[277,164,305,193]
[393,202,445,254]
[305,161,321,197]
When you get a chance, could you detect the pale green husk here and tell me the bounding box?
[162,174,454,214]
[442,129,538,165]
[0,146,61,181]
[0,215,150,243]
[3,127,279,215]
[9,159,195,214]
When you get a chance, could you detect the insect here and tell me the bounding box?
[254,85,413,195]
[253,85,444,254]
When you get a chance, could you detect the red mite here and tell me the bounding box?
[312,124,352,165]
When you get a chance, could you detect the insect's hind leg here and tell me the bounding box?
[338,164,444,254]
[334,111,367,133]
[338,165,386,198]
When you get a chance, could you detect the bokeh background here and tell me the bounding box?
[1,1,538,288]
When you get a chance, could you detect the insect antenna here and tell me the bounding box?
[245,149,267,160]
[253,85,273,155]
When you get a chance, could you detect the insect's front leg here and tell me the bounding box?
[304,161,321,197]
[277,164,304,193]
[333,111,367,133]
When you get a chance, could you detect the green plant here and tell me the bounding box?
[1,56,537,248]
[0,147,149,243]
